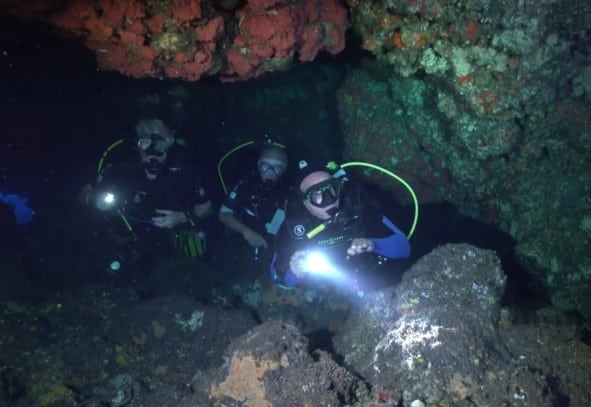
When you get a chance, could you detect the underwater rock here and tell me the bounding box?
[2,0,348,82]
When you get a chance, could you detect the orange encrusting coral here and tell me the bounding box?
[465,20,480,43]
[363,38,377,50]
[414,36,427,47]
[393,32,427,49]
[457,75,474,85]
[393,32,404,49]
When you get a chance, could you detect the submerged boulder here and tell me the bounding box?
[335,244,553,405]
[189,321,368,406]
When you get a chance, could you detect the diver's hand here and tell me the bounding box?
[289,250,309,279]
[152,209,187,229]
[242,229,268,249]
[347,238,375,256]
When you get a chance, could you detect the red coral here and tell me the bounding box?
[97,0,145,33]
[299,26,323,61]
[241,8,301,58]
[300,0,348,59]
[195,15,223,43]
[129,46,159,76]
[222,5,301,80]
[224,0,348,80]
[226,47,257,78]
[145,13,165,34]
[174,52,191,64]
[50,2,102,35]
[164,49,211,81]
[243,0,284,13]
[7,0,348,81]
[170,0,201,27]
[118,30,144,46]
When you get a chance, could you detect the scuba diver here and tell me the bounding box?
[270,159,410,291]
[81,118,213,279]
[218,138,289,258]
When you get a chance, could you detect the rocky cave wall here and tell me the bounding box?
[338,0,591,320]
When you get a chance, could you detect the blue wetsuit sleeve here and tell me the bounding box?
[270,251,299,286]
[284,270,299,286]
[0,193,34,225]
[372,215,410,259]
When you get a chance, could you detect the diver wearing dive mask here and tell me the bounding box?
[300,170,344,221]
[219,142,290,252]
[302,178,342,208]
[269,159,410,288]
[257,152,287,183]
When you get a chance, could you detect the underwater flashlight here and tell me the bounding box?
[303,251,365,297]
[96,190,118,212]
[303,251,342,280]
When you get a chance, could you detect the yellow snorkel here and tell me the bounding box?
[217,141,255,194]
[97,139,124,174]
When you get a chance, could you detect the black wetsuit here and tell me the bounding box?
[220,171,289,241]
[93,145,210,279]
[97,149,209,238]
[270,182,410,286]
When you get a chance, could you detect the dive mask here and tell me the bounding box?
[303,179,342,208]
[137,137,153,151]
[258,158,286,182]
[137,133,174,156]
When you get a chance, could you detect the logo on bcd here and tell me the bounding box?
[293,224,305,237]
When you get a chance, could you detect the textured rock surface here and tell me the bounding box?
[339,0,591,319]
[2,245,590,406]
[2,0,348,82]
[189,321,367,406]
[334,244,559,405]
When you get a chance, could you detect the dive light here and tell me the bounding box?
[302,250,364,297]
[96,190,118,212]
[303,251,341,279]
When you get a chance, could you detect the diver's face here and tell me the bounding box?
[300,171,340,220]
[137,136,169,175]
[258,149,287,183]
